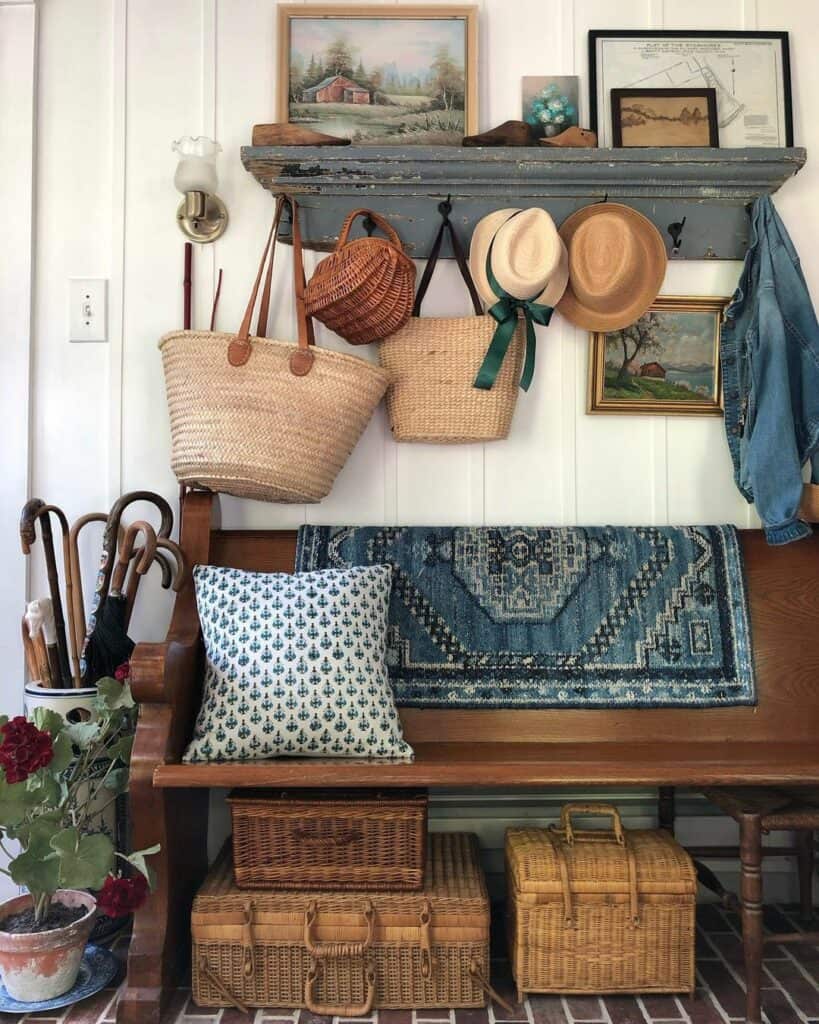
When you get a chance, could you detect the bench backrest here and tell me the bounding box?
[195,511,819,749]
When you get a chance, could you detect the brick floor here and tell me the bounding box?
[10,904,819,1024]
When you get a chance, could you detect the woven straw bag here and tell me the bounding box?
[380,212,523,443]
[305,209,416,345]
[160,196,387,503]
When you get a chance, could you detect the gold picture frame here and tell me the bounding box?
[276,4,478,145]
[588,296,728,416]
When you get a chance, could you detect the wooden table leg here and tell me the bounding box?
[797,829,815,923]
[740,811,764,1024]
[658,786,675,835]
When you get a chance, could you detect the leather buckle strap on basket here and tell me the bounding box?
[305,208,416,345]
[379,204,524,443]
[159,195,388,504]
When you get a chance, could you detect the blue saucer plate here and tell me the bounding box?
[0,944,119,1014]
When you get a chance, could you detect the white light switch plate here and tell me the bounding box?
[68,278,107,342]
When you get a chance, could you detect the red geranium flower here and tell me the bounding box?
[114,662,131,682]
[0,717,53,784]
[96,873,149,918]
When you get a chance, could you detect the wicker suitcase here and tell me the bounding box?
[228,788,428,891]
[507,804,696,1001]
[192,832,490,1014]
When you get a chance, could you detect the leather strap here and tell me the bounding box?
[227,194,316,375]
[197,956,251,1014]
[413,211,483,318]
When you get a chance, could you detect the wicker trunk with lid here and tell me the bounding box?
[192,832,490,1014]
[506,804,696,1000]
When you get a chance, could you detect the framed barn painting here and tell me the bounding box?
[588,296,727,416]
[277,4,478,146]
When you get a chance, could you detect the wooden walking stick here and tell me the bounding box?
[20,500,73,688]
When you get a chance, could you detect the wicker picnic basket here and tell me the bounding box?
[228,788,428,891]
[380,212,523,443]
[159,196,387,503]
[304,209,416,345]
[506,804,696,1001]
[192,833,491,1014]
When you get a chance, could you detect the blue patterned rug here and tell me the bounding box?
[296,526,756,708]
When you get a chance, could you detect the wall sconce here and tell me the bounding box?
[173,136,228,243]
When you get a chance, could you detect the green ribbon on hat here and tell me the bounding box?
[473,251,553,392]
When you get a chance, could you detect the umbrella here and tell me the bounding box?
[80,491,173,683]
[82,522,157,683]
[20,500,73,687]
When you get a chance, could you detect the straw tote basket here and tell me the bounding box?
[379,211,524,443]
[305,209,416,345]
[159,196,387,503]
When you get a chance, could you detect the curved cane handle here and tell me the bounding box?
[560,803,625,846]
[304,965,375,1017]
[303,899,375,958]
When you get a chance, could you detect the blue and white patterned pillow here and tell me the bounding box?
[183,563,413,762]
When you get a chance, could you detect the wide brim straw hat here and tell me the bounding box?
[469,208,569,309]
[556,202,667,331]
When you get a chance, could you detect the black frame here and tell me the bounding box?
[589,30,793,148]
[611,87,719,148]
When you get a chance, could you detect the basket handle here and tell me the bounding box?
[413,205,483,318]
[228,194,316,375]
[293,827,362,847]
[303,899,375,958]
[336,208,402,250]
[305,963,376,1017]
[560,803,625,846]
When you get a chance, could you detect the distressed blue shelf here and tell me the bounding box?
[241,145,806,261]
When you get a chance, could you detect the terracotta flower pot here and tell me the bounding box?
[0,890,97,1001]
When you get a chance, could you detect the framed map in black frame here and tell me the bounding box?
[589,30,793,148]
[611,88,718,147]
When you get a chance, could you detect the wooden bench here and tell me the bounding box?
[117,491,819,1024]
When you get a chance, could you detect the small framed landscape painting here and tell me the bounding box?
[611,88,718,147]
[588,296,727,416]
[277,4,478,146]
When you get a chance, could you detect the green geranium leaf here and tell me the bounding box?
[49,732,74,773]
[0,776,34,827]
[103,766,128,795]
[64,721,102,748]
[123,843,160,890]
[96,678,134,711]
[24,772,62,809]
[107,735,133,765]
[32,708,64,738]
[52,830,114,890]
[9,846,60,894]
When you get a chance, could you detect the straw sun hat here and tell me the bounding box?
[469,208,569,309]
[556,203,668,331]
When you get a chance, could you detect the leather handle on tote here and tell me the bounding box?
[227,194,316,374]
[228,195,285,367]
[413,212,483,318]
[336,207,402,249]
[559,803,625,846]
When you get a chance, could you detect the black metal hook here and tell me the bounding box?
[438,194,453,222]
[667,216,687,256]
[596,192,609,204]
[362,213,377,236]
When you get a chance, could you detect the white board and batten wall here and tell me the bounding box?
[16,0,819,898]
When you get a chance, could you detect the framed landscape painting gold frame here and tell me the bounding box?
[276,4,478,145]
[588,295,727,416]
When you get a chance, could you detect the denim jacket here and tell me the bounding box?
[721,195,819,545]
